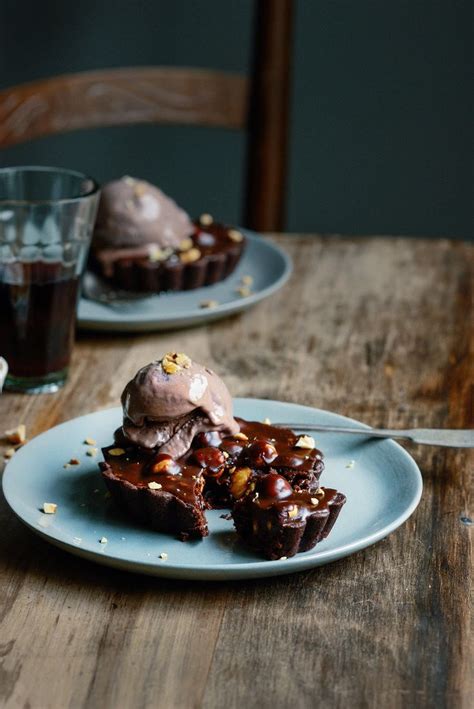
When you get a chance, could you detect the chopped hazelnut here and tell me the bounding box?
[174,353,191,368]
[294,435,315,449]
[179,238,194,252]
[230,466,252,499]
[235,286,251,298]
[228,228,243,243]
[5,424,26,445]
[134,182,147,197]
[151,459,170,474]
[288,506,299,519]
[241,275,253,286]
[69,458,81,465]
[180,247,201,264]
[159,552,168,560]
[84,437,97,446]
[233,432,249,442]
[200,299,219,309]
[43,503,57,514]
[86,447,98,457]
[150,457,181,475]
[315,488,325,498]
[108,448,125,457]
[262,417,272,425]
[4,448,15,460]
[199,213,213,226]
[279,556,288,561]
[345,460,355,469]
[148,246,168,262]
[99,537,108,544]
[148,481,163,490]
[162,360,180,374]
[310,497,319,505]
[162,352,191,374]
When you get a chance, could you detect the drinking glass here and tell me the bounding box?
[0,166,100,393]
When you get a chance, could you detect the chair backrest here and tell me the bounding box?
[0,1,293,231]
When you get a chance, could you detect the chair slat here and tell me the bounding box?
[0,67,249,148]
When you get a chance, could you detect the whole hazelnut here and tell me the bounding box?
[256,473,293,500]
[246,440,278,467]
[193,447,225,477]
[193,431,222,449]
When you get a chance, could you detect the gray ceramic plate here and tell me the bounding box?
[2,399,422,580]
[77,231,291,332]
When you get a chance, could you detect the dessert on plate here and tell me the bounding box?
[100,352,346,559]
[89,177,245,293]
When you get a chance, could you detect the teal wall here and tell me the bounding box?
[1,1,472,238]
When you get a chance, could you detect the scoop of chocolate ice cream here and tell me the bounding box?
[121,353,239,457]
[93,177,193,251]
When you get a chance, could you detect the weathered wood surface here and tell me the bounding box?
[0,236,472,709]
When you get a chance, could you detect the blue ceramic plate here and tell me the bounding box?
[2,399,422,580]
[77,231,292,332]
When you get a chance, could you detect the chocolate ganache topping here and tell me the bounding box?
[121,353,240,457]
[93,177,193,252]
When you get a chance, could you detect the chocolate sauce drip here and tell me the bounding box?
[103,418,324,509]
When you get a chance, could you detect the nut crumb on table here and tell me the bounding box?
[4,424,27,445]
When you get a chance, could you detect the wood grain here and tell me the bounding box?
[244,0,294,232]
[0,236,472,709]
[0,67,248,148]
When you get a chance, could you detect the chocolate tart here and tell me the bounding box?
[232,473,346,560]
[100,418,325,543]
[89,220,245,293]
[100,449,208,539]
[195,419,325,508]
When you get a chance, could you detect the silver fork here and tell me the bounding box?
[273,423,474,448]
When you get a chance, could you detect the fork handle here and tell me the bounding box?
[275,424,474,448]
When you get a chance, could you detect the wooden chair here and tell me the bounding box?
[0,1,293,232]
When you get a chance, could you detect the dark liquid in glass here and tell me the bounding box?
[0,261,79,378]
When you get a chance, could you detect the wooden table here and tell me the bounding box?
[0,236,472,709]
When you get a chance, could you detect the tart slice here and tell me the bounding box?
[192,419,324,508]
[100,448,208,540]
[232,473,346,559]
